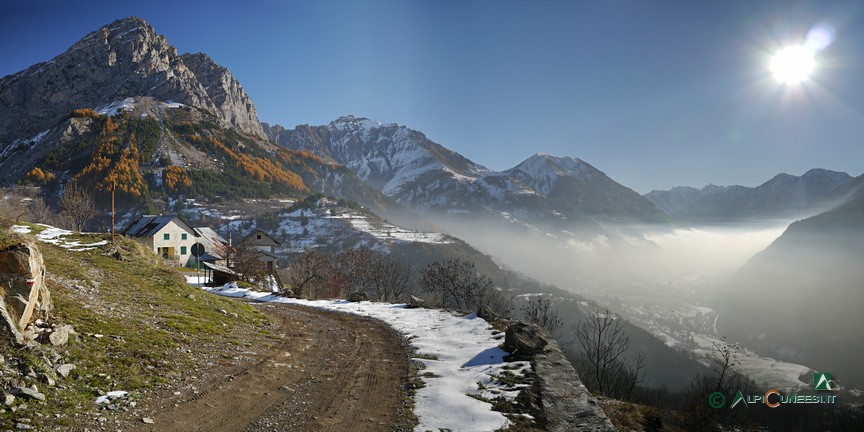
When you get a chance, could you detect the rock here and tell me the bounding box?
[503,322,548,361]
[533,340,617,432]
[347,291,368,302]
[406,295,426,309]
[0,240,52,345]
[55,364,76,378]
[10,387,45,401]
[4,394,15,406]
[49,324,75,346]
[477,305,500,322]
[182,52,265,137]
[142,417,154,424]
[102,248,123,261]
[38,373,56,386]
[15,422,33,430]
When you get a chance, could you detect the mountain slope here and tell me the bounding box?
[0,18,414,224]
[266,117,668,231]
[645,169,853,223]
[0,16,263,148]
[716,174,864,387]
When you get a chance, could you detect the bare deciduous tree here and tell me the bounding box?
[214,240,267,282]
[573,309,641,397]
[27,197,55,225]
[682,337,753,431]
[60,184,96,232]
[521,295,563,334]
[283,249,331,298]
[420,258,494,312]
[708,337,740,392]
[371,253,413,302]
[0,188,27,221]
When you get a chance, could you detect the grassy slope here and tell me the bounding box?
[0,223,271,429]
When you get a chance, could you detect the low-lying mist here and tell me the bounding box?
[436,218,788,298]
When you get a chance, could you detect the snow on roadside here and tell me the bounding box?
[194,279,529,432]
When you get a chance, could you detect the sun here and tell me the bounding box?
[770,46,815,84]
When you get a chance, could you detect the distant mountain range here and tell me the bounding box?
[645,169,853,224]
[265,116,668,235]
[716,174,864,387]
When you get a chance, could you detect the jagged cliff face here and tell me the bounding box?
[0,16,263,146]
[181,53,264,137]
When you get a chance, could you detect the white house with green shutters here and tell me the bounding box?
[123,215,200,266]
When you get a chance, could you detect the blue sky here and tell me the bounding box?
[2,0,863,193]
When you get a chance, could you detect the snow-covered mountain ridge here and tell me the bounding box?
[264,117,668,231]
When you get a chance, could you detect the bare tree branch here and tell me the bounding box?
[60,184,96,232]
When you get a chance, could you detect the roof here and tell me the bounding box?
[123,215,198,238]
[194,227,227,246]
[197,252,221,262]
[255,249,278,259]
[240,229,282,246]
[202,261,239,275]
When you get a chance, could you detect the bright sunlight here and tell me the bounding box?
[770,46,815,84]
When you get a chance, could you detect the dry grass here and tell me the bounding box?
[0,223,274,430]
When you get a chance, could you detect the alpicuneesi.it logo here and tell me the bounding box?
[708,372,838,409]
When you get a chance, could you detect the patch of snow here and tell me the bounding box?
[339,214,452,245]
[14,223,109,252]
[35,226,73,244]
[10,225,31,234]
[96,97,137,116]
[95,390,128,405]
[0,129,50,160]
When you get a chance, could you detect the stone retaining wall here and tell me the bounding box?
[505,322,617,432]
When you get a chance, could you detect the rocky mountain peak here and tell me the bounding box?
[329,115,397,133]
[506,153,594,196]
[0,16,263,145]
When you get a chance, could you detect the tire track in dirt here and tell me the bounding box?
[134,303,411,432]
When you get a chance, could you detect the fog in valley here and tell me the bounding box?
[439,219,787,296]
[436,215,864,392]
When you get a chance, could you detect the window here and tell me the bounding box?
[182,233,187,240]
[257,234,262,240]
[164,233,170,240]
[180,246,187,255]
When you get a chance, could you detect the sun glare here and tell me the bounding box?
[770,46,815,84]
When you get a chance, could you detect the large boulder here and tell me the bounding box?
[406,295,426,309]
[347,291,369,302]
[503,322,548,361]
[0,240,51,344]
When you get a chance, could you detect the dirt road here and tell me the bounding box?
[134,303,412,432]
